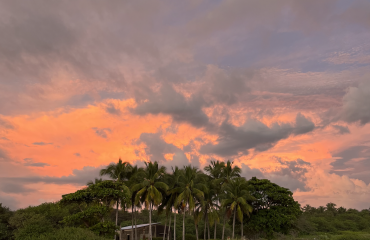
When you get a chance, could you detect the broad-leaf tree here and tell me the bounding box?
[245,177,301,239]
[60,180,130,237]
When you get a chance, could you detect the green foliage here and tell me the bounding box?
[176,234,196,240]
[8,202,79,240]
[297,203,370,236]
[6,160,370,239]
[60,180,129,236]
[245,177,302,239]
[22,227,110,240]
[0,203,13,240]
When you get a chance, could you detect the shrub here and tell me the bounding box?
[23,227,110,240]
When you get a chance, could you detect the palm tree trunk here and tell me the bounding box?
[167,211,172,240]
[214,222,216,240]
[116,200,119,226]
[182,207,186,240]
[174,210,177,240]
[135,206,138,240]
[149,203,153,240]
[241,218,243,240]
[207,214,210,240]
[131,204,134,240]
[163,214,167,240]
[232,208,236,239]
[195,223,199,240]
[204,210,207,240]
[222,217,225,240]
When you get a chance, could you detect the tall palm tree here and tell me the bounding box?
[159,166,183,240]
[216,160,241,186]
[132,161,168,240]
[99,159,133,226]
[209,160,241,240]
[127,165,145,240]
[196,176,219,240]
[221,178,254,239]
[204,161,225,240]
[173,165,204,240]
[167,167,183,240]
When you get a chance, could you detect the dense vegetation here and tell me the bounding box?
[0,160,369,240]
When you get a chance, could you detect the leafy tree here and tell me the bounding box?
[8,202,79,240]
[221,177,253,239]
[0,203,13,240]
[133,161,168,240]
[245,177,301,239]
[173,165,204,240]
[60,180,130,237]
[99,159,133,226]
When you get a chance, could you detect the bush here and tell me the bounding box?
[23,227,110,240]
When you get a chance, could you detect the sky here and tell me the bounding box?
[0,0,370,210]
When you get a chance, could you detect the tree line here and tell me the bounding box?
[1,159,369,240]
[60,159,301,240]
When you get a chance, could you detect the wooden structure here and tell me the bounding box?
[119,223,166,240]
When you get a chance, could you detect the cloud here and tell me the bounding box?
[0,194,19,210]
[267,158,311,192]
[242,158,311,192]
[331,145,370,184]
[74,153,81,157]
[133,83,209,128]
[1,165,109,187]
[0,117,14,129]
[199,113,315,157]
[32,142,53,146]
[105,103,121,115]
[332,124,350,134]
[92,127,111,138]
[23,158,50,167]
[341,79,370,125]
[138,132,180,161]
[0,181,35,194]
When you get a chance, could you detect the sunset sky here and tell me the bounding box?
[1,1,370,210]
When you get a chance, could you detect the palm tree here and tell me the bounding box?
[204,161,225,240]
[196,176,219,240]
[173,165,204,240]
[221,178,254,239]
[99,159,133,226]
[132,161,168,240]
[209,160,241,240]
[127,165,145,240]
[159,166,184,240]
[167,167,183,240]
